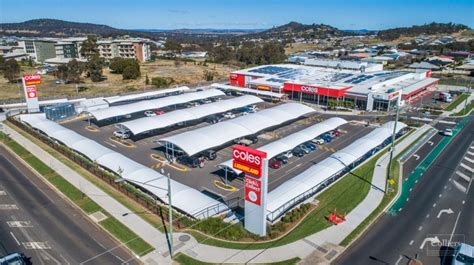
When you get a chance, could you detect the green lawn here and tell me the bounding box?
[0,131,153,256]
[451,98,474,116]
[174,253,300,265]
[444,93,469,111]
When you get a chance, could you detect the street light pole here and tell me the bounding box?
[386,98,400,193]
[166,172,173,258]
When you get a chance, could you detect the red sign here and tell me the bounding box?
[283,83,351,98]
[232,145,266,177]
[23,74,41,86]
[245,176,261,205]
[229,74,238,80]
[26,85,37,99]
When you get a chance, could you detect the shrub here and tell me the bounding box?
[151,76,174,88]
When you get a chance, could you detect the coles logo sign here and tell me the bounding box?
[244,176,261,206]
[229,74,238,80]
[26,85,37,99]
[23,74,42,86]
[232,145,266,177]
[301,86,318,93]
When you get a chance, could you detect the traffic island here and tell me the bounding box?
[110,136,136,148]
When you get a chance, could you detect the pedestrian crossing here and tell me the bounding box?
[452,143,473,193]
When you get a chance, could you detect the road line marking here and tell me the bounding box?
[10,232,20,246]
[7,221,33,228]
[464,156,474,163]
[409,240,414,245]
[0,190,6,196]
[467,151,474,156]
[418,225,423,231]
[444,185,447,189]
[433,203,436,208]
[0,204,19,210]
[456,171,471,182]
[395,255,403,265]
[439,194,442,198]
[462,200,465,204]
[448,211,462,245]
[22,242,51,249]
[426,214,430,218]
[452,180,467,193]
[460,163,474,173]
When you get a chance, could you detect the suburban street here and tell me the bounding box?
[336,115,474,265]
[0,146,140,264]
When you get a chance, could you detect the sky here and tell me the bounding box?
[1,0,473,30]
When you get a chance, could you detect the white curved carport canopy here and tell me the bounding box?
[211,83,287,98]
[159,103,315,157]
[219,117,347,173]
[104,86,190,105]
[89,89,225,121]
[19,114,229,219]
[266,121,407,220]
[119,95,263,135]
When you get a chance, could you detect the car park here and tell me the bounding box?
[205,115,222,124]
[154,110,166,115]
[276,154,289,164]
[144,110,156,117]
[234,138,253,146]
[200,99,212,104]
[321,134,332,143]
[452,243,474,265]
[113,130,130,139]
[311,137,325,145]
[202,150,217,160]
[269,159,282,169]
[0,253,27,265]
[331,129,342,137]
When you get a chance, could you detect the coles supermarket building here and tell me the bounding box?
[228,60,438,111]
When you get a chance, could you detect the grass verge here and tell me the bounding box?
[451,97,474,116]
[444,93,469,111]
[0,131,153,256]
[174,253,300,265]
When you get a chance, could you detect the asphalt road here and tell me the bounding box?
[0,146,140,264]
[336,115,474,265]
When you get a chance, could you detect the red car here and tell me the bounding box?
[154,110,166,115]
[331,129,341,137]
[269,159,282,169]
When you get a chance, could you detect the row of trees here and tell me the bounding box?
[109,57,141,80]
[208,41,286,65]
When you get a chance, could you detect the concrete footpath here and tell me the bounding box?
[2,122,430,264]
[2,124,172,265]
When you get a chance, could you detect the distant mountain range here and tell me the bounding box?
[0,19,469,41]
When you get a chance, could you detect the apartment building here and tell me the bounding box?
[98,38,151,62]
[54,37,87,60]
[17,38,56,63]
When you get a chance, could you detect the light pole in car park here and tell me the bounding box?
[114,168,174,257]
[385,95,400,193]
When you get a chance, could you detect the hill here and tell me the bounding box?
[242,21,351,40]
[377,22,470,40]
[0,19,129,37]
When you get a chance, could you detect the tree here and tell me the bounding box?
[145,74,150,85]
[164,39,182,53]
[109,58,140,75]
[151,77,173,88]
[66,59,83,83]
[0,55,5,71]
[55,64,68,80]
[3,59,21,83]
[122,65,140,80]
[87,55,104,82]
[203,70,214,81]
[80,35,99,59]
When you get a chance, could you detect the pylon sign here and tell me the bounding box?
[22,74,40,113]
[232,145,268,236]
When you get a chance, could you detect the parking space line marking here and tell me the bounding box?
[460,163,474,173]
[7,221,33,228]
[22,242,51,250]
[409,240,414,245]
[0,190,6,196]
[452,180,467,193]
[10,232,20,246]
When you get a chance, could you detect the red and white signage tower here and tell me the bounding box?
[232,145,268,236]
[22,74,41,113]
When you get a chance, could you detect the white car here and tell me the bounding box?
[452,243,474,265]
[311,137,325,145]
[223,112,236,119]
[443,128,453,136]
[113,130,130,139]
[144,110,156,117]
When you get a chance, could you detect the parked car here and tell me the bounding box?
[311,137,325,145]
[205,115,222,124]
[202,150,217,160]
[303,142,317,151]
[223,112,236,119]
[452,243,474,265]
[144,110,156,117]
[154,110,166,115]
[113,130,130,139]
[321,134,332,143]
[248,136,258,144]
[268,159,282,169]
[292,147,305,157]
[443,128,453,136]
[276,155,289,164]
[200,99,212,104]
[299,144,311,154]
[180,156,204,168]
[234,138,253,146]
[331,129,342,137]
